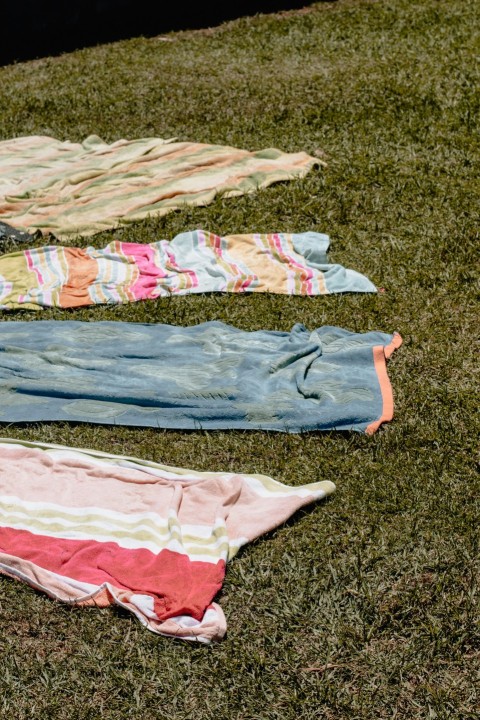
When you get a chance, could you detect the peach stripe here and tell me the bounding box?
[59,248,98,307]
[366,333,403,435]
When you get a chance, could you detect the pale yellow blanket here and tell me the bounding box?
[0,135,323,239]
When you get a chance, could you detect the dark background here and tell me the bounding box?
[2,1,319,66]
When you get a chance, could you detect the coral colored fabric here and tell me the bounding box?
[0,438,335,642]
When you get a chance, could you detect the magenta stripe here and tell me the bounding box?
[25,249,45,286]
[271,233,313,294]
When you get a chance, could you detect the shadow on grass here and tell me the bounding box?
[2,1,334,66]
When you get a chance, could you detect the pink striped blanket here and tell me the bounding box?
[0,439,335,643]
[0,230,376,309]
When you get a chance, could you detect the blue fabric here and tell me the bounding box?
[291,232,376,294]
[0,320,397,432]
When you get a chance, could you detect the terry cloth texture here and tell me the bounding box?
[0,438,336,642]
[0,230,376,310]
[0,135,323,239]
[0,320,402,433]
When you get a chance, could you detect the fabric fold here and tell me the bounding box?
[0,230,376,310]
[0,438,335,642]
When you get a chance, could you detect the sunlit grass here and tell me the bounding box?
[0,1,478,717]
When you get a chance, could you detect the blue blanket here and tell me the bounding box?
[0,321,401,433]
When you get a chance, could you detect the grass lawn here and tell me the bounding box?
[0,0,478,717]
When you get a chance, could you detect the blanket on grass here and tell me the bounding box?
[0,230,376,310]
[0,438,336,642]
[0,135,323,239]
[0,320,401,433]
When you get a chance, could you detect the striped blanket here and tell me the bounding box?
[0,230,376,310]
[0,320,402,433]
[0,135,323,239]
[0,438,335,642]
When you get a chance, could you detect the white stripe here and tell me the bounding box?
[1,496,230,561]
[243,474,330,499]
[0,494,230,539]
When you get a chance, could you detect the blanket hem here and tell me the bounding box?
[366,332,403,435]
[0,557,226,643]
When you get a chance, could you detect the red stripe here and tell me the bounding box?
[0,527,225,621]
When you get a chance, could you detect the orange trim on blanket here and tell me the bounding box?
[366,332,403,435]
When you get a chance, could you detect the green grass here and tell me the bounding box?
[0,0,478,717]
